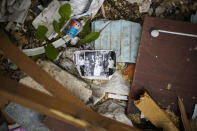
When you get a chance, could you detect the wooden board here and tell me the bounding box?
[0,30,90,110]
[0,76,140,131]
[134,92,178,131]
[128,16,197,117]
[44,117,85,131]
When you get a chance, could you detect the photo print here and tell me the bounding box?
[73,50,116,79]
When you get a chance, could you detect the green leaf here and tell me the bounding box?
[82,32,100,43]
[59,17,66,28]
[35,25,48,41]
[80,19,91,38]
[31,54,43,61]
[78,32,100,46]
[58,4,71,21]
[53,20,61,34]
[44,43,58,60]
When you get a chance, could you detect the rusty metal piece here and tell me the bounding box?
[128,16,197,117]
[123,64,135,81]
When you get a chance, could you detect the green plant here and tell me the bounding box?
[35,25,58,60]
[35,3,102,59]
[35,4,72,60]
[77,32,100,46]
[53,4,71,35]
[44,43,59,60]
[35,25,48,41]
[80,19,91,38]
[77,21,111,47]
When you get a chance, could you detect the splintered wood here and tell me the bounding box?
[134,92,178,131]
[178,97,197,131]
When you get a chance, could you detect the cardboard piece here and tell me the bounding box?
[134,92,178,131]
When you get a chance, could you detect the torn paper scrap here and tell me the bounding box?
[92,20,141,63]
[0,0,31,23]
[32,0,62,39]
[71,0,105,19]
[73,50,116,80]
[108,93,128,100]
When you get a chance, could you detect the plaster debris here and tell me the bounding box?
[20,61,92,103]
[95,100,133,126]
[92,71,130,104]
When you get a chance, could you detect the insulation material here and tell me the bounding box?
[92,20,141,63]
[134,92,178,131]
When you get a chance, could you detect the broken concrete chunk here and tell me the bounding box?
[55,48,80,76]
[61,48,80,60]
[20,77,52,96]
[20,61,92,103]
[95,100,133,126]
[134,92,179,131]
[57,57,79,76]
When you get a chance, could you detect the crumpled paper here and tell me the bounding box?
[92,71,130,104]
[0,0,31,23]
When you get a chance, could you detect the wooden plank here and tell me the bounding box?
[134,92,178,131]
[178,97,191,131]
[128,16,197,117]
[44,117,85,131]
[0,31,90,111]
[1,109,15,124]
[0,76,140,131]
[0,97,8,109]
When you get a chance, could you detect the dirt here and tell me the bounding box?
[94,0,197,24]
